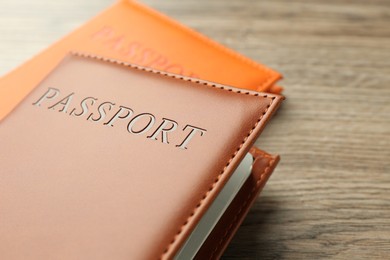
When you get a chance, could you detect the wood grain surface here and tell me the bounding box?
[1,0,389,259]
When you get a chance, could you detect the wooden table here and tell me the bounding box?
[1,0,389,259]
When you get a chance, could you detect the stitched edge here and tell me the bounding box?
[71,52,275,98]
[158,113,274,258]
[209,155,275,260]
[128,1,281,90]
[69,52,275,259]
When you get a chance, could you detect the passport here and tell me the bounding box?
[0,53,283,259]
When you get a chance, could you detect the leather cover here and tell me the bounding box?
[196,147,279,259]
[0,0,282,122]
[0,53,283,259]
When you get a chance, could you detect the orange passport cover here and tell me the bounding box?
[0,0,282,121]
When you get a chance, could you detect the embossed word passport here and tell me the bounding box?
[0,0,282,122]
[0,53,283,259]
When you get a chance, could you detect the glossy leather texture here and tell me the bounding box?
[0,53,283,259]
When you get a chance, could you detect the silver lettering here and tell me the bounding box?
[148,118,178,144]
[88,101,115,122]
[127,113,156,134]
[104,106,133,127]
[70,97,97,117]
[32,87,60,107]
[47,92,75,113]
[176,125,206,149]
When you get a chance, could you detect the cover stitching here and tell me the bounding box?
[71,52,275,98]
[208,157,275,259]
[70,52,275,259]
